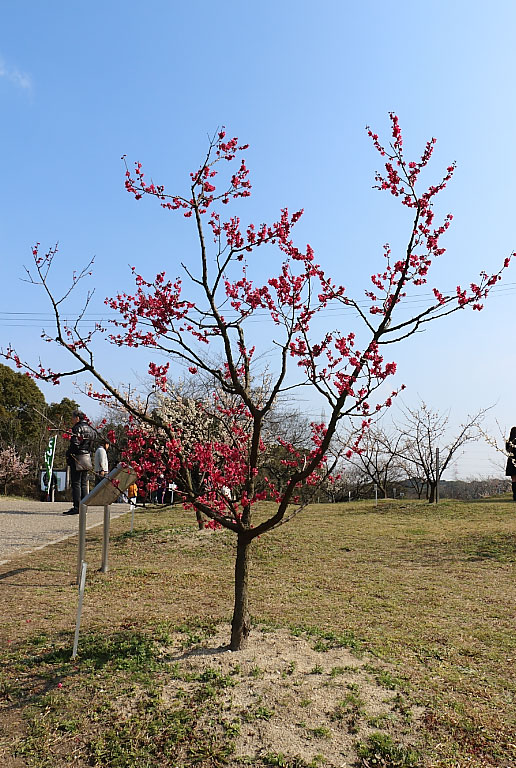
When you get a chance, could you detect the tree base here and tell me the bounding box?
[230,615,251,651]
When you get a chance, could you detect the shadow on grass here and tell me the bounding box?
[1,629,168,721]
[396,535,516,566]
[38,629,163,670]
[468,496,515,504]
[2,624,238,768]
[0,567,32,581]
[0,566,68,587]
[0,509,71,516]
[463,534,516,562]
[11,621,218,678]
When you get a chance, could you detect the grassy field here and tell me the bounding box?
[0,497,515,767]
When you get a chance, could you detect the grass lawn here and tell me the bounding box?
[0,497,515,767]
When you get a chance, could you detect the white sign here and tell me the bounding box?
[39,469,67,492]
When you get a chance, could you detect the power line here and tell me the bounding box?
[1,282,515,326]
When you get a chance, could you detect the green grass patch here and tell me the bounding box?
[7,624,239,767]
[356,732,420,767]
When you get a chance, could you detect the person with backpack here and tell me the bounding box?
[64,411,95,515]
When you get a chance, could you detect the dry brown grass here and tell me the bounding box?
[0,497,515,766]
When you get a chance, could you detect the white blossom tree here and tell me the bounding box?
[0,448,32,495]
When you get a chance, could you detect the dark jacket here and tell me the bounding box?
[66,419,95,461]
[505,439,516,477]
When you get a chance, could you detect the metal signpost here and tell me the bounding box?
[76,463,137,583]
[72,561,87,659]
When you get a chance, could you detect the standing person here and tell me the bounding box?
[505,426,516,501]
[153,474,166,504]
[168,481,177,504]
[64,411,95,515]
[94,440,110,485]
[128,481,138,507]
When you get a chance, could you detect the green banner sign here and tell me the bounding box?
[44,435,57,490]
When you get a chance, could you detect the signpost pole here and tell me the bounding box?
[74,464,136,583]
[77,502,87,584]
[101,505,110,573]
[72,561,87,659]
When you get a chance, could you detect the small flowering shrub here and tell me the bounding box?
[0,448,32,495]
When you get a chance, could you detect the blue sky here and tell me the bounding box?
[1,1,515,478]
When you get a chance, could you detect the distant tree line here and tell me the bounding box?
[0,363,80,495]
[321,402,509,503]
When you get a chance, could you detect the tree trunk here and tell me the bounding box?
[195,509,205,530]
[428,481,436,503]
[230,532,252,650]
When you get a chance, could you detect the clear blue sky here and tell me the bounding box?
[1,0,515,477]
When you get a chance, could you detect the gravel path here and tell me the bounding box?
[0,497,131,565]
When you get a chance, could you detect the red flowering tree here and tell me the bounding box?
[3,115,511,649]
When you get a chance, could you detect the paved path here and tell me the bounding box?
[0,497,131,565]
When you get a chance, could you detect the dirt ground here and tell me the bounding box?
[162,624,423,767]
